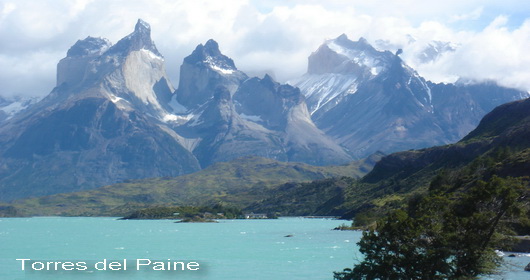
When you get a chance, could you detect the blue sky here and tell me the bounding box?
[0,0,529,97]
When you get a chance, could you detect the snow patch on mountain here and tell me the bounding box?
[210,64,235,75]
[66,37,112,57]
[293,35,398,117]
[167,95,188,114]
[163,113,195,125]
[140,48,163,61]
[0,96,40,120]
[205,56,235,75]
[107,93,128,108]
[240,113,263,122]
[291,73,359,115]
[327,41,385,76]
[1,100,27,115]
[187,113,205,127]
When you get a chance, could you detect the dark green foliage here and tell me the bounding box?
[461,97,530,142]
[343,146,530,227]
[341,98,530,226]
[245,177,355,216]
[0,205,20,217]
[335,176,528,280]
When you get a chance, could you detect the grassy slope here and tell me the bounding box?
[244,177,355,216]
[8,155,377,216]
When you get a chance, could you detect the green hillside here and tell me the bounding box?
[332,98,530,279]
[338,97,530,225]
[5,155,379,216]
[244,98,530,229]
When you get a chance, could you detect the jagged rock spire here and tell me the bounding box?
[135,19,151,34]
[106,18,162,57]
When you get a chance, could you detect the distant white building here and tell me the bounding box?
[244,213,267,219]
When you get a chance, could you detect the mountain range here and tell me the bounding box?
[5,97,529,221]
[0,19,527,201]
[247,97,530,232]
[291,34,528,158]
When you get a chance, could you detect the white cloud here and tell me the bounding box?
[0,51,62,96]
[449,6,483,23]
[0,0,529,97]
[408,17,530,91]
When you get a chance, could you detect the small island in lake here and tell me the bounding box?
[176,216,218,223]
[120,205,242,222]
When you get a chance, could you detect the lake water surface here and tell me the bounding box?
[0,217,528,279]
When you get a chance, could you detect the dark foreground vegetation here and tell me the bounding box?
[334,175,528,279]
[333,98,530,278]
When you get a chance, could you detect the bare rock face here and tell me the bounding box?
[293,34,529,158]
[57,36,111,87]
[234,74,302,130]
[233,75,352,165]
[176,39,247,109]
[174,42,353,167]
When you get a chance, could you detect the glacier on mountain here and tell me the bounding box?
[0,96,41,122]
[292,34,529,158]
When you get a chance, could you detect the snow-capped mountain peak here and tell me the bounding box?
[293,35,397,116]
[177,39,248,108]
[417,40,457,63]
[66,37,111,57]
[185,39,237,75]
[324,34,393,76]
[293,34,528,159]
[57,36,112,87]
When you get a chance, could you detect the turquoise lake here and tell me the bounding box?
[0,217,528,279]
